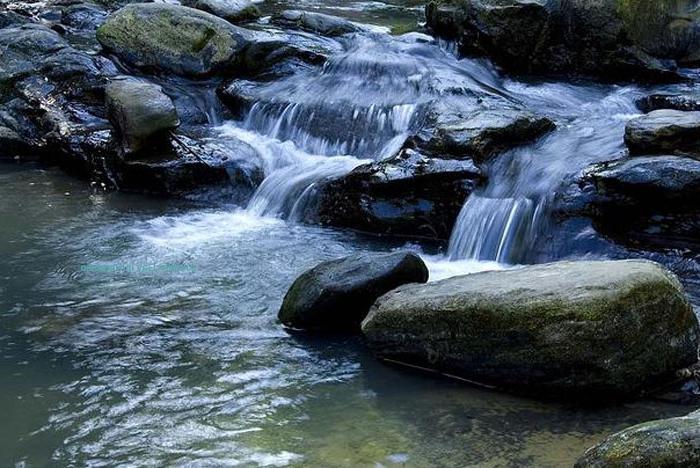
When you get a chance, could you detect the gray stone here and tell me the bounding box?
[625,110,700,156]
[192,0,260,23]
[362,260,700,399]
[272,9,363,37]
[576,410,700,467]
[105,79,179,154]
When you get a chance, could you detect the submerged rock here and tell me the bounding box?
[190,0,260,23]
[105,79,180,154]
[576,410,700,467]
[313,149,484,240]
[272,10,363,37]
[625,110,700,156]
[426,0,695,81]
[362,260,700,400]
[96,3,251,76]
[278,252,429,332]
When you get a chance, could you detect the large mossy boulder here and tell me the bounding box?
[96,3,252,76]
[426,0,700,81]
[625,110,700,156]
[279,252,429,333]
[105,79,179,154]
[575,410,700,467]
[362,260,700,400]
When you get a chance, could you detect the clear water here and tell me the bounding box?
[3,0,700,466]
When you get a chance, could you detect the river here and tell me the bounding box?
[2,0,700,466]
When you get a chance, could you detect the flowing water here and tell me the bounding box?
[3,0,700,466]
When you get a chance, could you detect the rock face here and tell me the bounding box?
[272,10,363,37]
[191,0,260,23]
[637,93,700,113]
[426,0,699,81]
[578,156,700,250]
[105,79,179,154]
[313,149,484,239]
[575,410,700,467]
[96,3,251,76]
[278,252,429,332]
[625,110,700,156]
[362,260,700,399]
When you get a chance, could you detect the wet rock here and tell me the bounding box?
[362,260,700,400]
[578,156,700,251]
[637,93,700,113]
[313,149,484,240]
[625,110,700,156]
[190,0,260,23]
[575,410,700,467]
[588,156,700,207]
[235,27,343,80]
[272,10,363,37]
[279,251,429,332]
[411,100,555,162]
[0,24,99,88]
[105,79,180,154]
[96,3,252,76]
[426,0,693,81]
[61,3,108,30]
[0,10,30,28]
[0,126,31,158]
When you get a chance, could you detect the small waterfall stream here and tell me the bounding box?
[447,84,642,263]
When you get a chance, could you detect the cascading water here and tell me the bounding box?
[214,32,507,220]
[447,84,642,263]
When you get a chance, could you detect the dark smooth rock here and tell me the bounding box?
[0,10,30,28]
[105,79,180,154]
[362,260,700,400]
[576,410,700,467]
[313,148,484,240]
[96,3,252,76]
[272,10,364,37]
[625,110,700,156]
[279,252,429,332]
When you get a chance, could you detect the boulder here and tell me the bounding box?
[637,93,700,113]
[588,156,700,207]
[313,148,484,240]
[191,0,260,23]
[105,79,180,154]
[575,410,700,467]
[410,101,555,162]
[578,156,700,251]
[279,252,429,332]
[271,10,363,37]
[362,260,700,399]
[625,110,700,156]
[425,0,697,81]
[96,3,252,76]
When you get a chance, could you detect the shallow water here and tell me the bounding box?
[0,164,692,467]
[4,0,700,466]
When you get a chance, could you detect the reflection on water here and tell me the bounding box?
[0,165,693,467]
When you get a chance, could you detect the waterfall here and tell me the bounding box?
[447,84,642,264]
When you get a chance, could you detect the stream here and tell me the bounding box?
[3,0,700,466]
